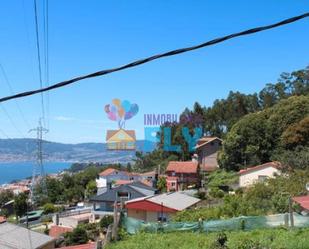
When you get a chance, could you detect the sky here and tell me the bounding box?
[0,0,308,144]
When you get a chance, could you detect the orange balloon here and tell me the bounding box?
[118,107,125,118]
[112,98,121,107]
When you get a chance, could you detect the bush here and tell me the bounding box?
[210,188,225,199]
[43,203,56,214]
[100,215,114,230]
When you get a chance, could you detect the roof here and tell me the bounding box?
[90,181,156,203]
[49,225,73,238]
[60,243,96,249]
[195,137,222,150]
[293,196,309,210]
[166,161,198,174]
[99,168,118,176]
[139,171,156,176]
[114,180,133,185]
[0,222,55,249]
[126,192,200,211]
[106,129,136,141]
[239,161,281,175]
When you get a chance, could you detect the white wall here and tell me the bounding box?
[239,167,280,187]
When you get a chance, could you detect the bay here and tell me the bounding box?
[0,162,72,185]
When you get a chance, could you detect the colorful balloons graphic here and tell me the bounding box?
[105,99,139,128]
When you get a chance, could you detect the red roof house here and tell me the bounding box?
[165,161,199,192]
[293,195,309,211]
[125,192,200,222]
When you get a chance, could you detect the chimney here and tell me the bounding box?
[192,154,198,162]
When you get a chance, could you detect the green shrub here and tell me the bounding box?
[100,215,114,229]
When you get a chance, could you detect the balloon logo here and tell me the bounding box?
[105,99,139,129]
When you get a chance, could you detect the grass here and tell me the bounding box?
[106,228,309,249]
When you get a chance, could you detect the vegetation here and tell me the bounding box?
[134,66,309,172]
[173,170,309,222]
[64,226,89,246]
[100,215,114,229]
[219,95,309,171]
[105,228,309,249]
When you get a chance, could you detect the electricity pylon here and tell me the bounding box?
[29,118,48,205]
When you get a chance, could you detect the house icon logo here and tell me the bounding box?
[105,98,138,150]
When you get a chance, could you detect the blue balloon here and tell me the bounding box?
[130,104,139,115]
[121,100,131,112]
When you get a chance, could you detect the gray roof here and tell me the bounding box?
[0,222,55,249]
[90,182,156,202]
[126,192,201,211]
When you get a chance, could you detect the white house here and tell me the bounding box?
[239,161,281,188]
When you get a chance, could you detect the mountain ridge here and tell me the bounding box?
[0,138,155,163]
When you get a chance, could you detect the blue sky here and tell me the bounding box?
[0,0,308,143]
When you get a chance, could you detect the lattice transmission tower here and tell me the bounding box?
[29,118,48,205]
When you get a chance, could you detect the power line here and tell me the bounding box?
[0,63,31,130]
[0,12,308,103]
[33,0,46,127]
[44,0,50,130]
[0,104,25,137]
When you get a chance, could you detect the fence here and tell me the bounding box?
[122,213,309,234]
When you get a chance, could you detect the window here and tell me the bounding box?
[258,175,268,182]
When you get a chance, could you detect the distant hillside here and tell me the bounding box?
[0,139,156,163]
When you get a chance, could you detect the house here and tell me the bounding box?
[96,168,131,194]
[238,161,281,188]
[49,225,73,238]
[125,192,201,222]
[165,161,199,192]
[293,195,309,215]
[96,168,156,194]
[90,182,156,212]
[106,129,136,150]
[195,136,222,172]
[0,222,55,249]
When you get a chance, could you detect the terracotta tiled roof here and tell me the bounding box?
[166,161,198,174]
[293,196,309,210]
[106,129,136,140]
[99,168,127,177]
[60,243,96,249]
[49,225,73,238]
[239,161,281,175]
[114,180,133,185]
[0,216,6,224]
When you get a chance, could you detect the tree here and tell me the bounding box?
[43,203,56,214]
[13,192,28,218]
[99,215,114,230]
[85,180,97,199]
[0,189,14,207]
[64,227,88,246]
[157,176,167,192]
[219,95,309,171]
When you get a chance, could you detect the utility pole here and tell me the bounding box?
[29,118,49,205]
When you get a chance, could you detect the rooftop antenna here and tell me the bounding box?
[29,118,49,205]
